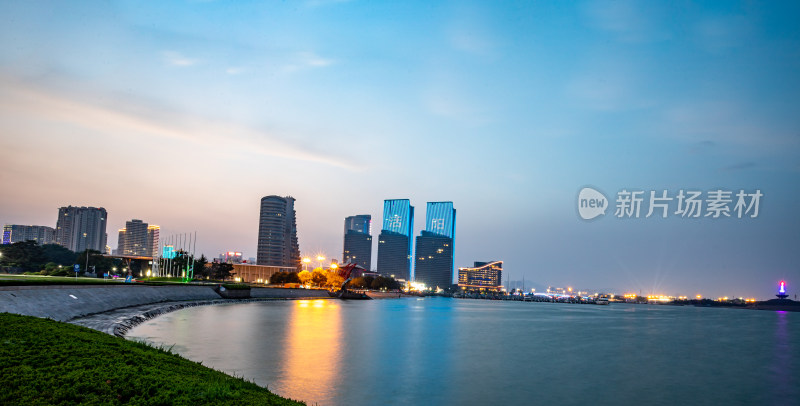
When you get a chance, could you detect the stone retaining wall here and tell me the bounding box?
[0,284,332,322]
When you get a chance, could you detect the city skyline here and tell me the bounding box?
[1,1,798,298]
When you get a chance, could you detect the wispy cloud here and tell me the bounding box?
[162,51,199,67]
[225,66,247,75]
[0,76,359,170]
[283,52,335,72]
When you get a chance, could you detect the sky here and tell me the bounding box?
[1,0,798,299]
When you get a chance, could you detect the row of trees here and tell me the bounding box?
[0,241,125,276]
[0,241,237,280]
[268,268,402,291]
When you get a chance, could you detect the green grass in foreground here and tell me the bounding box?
[0,313,303,405]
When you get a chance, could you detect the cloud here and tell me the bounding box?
[225,66,247,75]
[283,52,335,72]
[582,0,672,43]
[162,51,199,67]
[0,75,359,170]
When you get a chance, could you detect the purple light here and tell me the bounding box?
[779,281,786,294]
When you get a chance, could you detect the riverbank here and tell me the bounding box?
[0,283,330,322]
[70,297,331,337]
[0,313,303,405]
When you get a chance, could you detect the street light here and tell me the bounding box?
[316,255,325,269]
[330,263,338,271]
[302,257,311,271]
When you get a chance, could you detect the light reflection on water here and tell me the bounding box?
[127,298,798,406]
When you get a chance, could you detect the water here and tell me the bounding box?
[127,298,798,405]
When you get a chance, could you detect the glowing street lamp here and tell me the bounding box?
[316,255,325,269]
[330,263,338,271]
[302,257,311,271]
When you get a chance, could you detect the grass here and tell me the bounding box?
[0,313,304,405]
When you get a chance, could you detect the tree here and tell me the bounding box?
[210,262,234,281]
[326,272,344,289]
[0,240,46,272]
[349,277,366,289]
[41,244,75,265]
[311,270,327,287]
[75,250,115,276]
[193,255,209,279]
[285,271,301,284]
[270,271,301,285]
[297,270,313,286]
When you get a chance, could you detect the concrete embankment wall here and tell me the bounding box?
[0,285,221,321]
[250,287,329,298]
[0,285,332,322]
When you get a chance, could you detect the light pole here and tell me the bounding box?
[302,257,311,271]
[316,255,325,270]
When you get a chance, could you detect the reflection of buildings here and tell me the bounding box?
[458,261,503,291]
[55,206,108,252]
[414,202,456,289]
[343,214,372,270]
[257,195,301,270]
[2,224,55,245]
[116,219,159,256]
[377,199,414,280]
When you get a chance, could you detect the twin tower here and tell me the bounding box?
[344,200,456,289]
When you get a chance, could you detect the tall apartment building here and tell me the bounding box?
[2,225,56,245]
[414,201,456,289]
[376,199,414,280]
[117,219,159,256]
[343,214,372,270]
[256,195,301,270]
[55,206,108,253]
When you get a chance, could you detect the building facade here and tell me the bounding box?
[343,214,372,270]
[376,199,414,280]
[55,206,108,253]
[117,219,159,257]
[257,195,301,270]
[414,202,456,289]
[458,261,503,291]
[2,225,56,245]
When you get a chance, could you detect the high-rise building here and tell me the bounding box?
[376,199,414,280]
[414,201,456,289]
[55,206,108,253]
[343,214,372,270]
[147,225,160,257]
[116,219,159,256]
[2,225,56,245]
[257,195,300,270]
[458,261,503,291]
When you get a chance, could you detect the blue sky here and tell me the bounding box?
[1,1,798,298]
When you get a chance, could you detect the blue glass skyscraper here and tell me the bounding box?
[414,202,456,289]
[376,199,414,280]
[343,214,372,270]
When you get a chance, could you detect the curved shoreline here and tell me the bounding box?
[69,296,332,337]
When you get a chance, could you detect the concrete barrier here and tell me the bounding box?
[250,287,330,298]
[0,285,220,321]
[0,285,333,322]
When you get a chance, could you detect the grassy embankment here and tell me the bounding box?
[0,313,303,405]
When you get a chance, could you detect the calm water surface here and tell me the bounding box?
[127,298,798,405]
